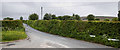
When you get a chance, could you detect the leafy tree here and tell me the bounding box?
[71,14,81,20]
[104,18,110,21]
[118,11,120,21]
[3,17,13,20]
[20,16,23,20]
[73,14,75,17]
[74,14,81,20]
[52,14,57,19]
[29,13,39,20]
[63,15,71,20]
[43,13,52,20]
[58,16,63,20]
[87,14,95,21]
[69,16,75,20]
[112,17,118,21]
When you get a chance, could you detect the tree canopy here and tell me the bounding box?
[43,13,52,20]
[57,16,63,20]
[29,13,39,20]
[52,14,57,19]
[87,14,95,21]
[74,14,81,20]
[118,10,120,21]
[3,17,13,20]
[62,15,71,20]
[43,13,81,20]
[20,16,23,20]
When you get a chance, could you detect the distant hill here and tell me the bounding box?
[95,16,116,17]
[81,16,117,20]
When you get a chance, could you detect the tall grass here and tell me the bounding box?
[2,31,27,42]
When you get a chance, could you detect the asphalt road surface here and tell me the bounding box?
[2,24,111,48]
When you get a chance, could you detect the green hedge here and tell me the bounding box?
[2,20,24,31]
[24,20,120,48]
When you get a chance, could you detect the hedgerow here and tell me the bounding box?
[2,20,25,31]
[1,20,27,41]
[24,20,120,48]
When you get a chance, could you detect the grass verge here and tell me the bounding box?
[2,31,27,42]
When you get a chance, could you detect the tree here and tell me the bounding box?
[73,14,75,17]
[52,14,57,19]
[29,13,39,20]
[118,11,120,21]
[20,16,23,20]
[112,17,118,21]
[58,16,63,20]
[3,17,13,20]
[62,15,71,20]
[71,14,81,20]
[69,16,75,20]
[87,14,95,21]
[74,14,81,20]
[43,13,52,20]
[104,18,110,21]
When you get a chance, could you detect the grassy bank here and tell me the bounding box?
[2,31,27,42]
[1,20,27,42]
[24,20,120,48]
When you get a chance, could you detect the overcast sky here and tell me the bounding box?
[0,0,120,20]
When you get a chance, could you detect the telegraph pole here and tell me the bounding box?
[41,7,43,20]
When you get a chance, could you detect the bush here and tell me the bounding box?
[104,18,110,21]
[24,20,120,48]
[112,18,118,21]
[95,18,100,21]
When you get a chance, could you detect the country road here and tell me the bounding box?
[2,24,111,48]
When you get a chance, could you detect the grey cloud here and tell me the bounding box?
[1,0,119,2]
[1,2,118,20]
[0,3,2,20]
[119,1,120,10]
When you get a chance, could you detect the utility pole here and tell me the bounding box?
[41,7,43,20]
